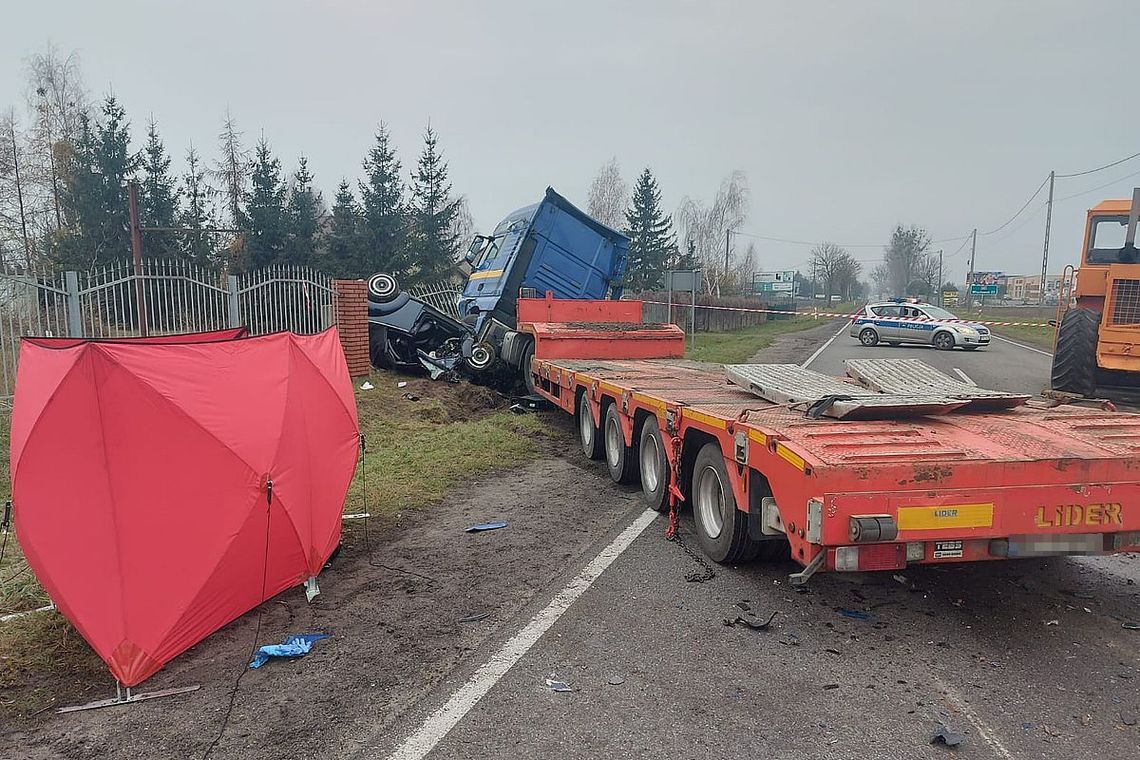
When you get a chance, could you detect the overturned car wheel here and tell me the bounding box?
[367,273,401,303]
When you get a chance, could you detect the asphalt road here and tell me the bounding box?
[368,326,1140,760]
[804,323,1054,395]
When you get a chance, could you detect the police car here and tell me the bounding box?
[849,299,990,350]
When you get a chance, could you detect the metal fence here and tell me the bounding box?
[407,282,463,320]
[0,260,336,400]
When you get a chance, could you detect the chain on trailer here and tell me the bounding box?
[663,431,715,583]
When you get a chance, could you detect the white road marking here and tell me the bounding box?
[385,509,659,760]
[801,322,849,369]
[952,368,976,386]
[937,680,1015,760]
[991,334,1052,357]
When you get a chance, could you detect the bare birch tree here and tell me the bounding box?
[24,44,87,233]
[675,170,749,294]
[586,157,628,230]
[0,110,33,266]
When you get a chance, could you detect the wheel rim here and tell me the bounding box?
[695,464,725,540]
[641,433,661,492]
[468,343,494,370]
[579,403,593,447]
[935,333,951,349]
[861,330,875,345]
[605,414,622,467]
[367,273,397,300]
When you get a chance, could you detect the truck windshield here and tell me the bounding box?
[1088,216,1140,264]
[471,235,508,269]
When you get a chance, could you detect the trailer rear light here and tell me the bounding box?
[833,544,906,572]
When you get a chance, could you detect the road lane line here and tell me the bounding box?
[385,509,659,760]
[937,680,1014,760]
[801,322,848,369]
[952,368,976,386]
[991,334,1052,357]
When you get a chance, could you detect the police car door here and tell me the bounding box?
[874,305,902,340]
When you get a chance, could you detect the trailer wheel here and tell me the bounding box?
[1051,307,1099,397]
[578,394,603,460]
[521,341,537,395]
[603,403,638,484]
[639,419,670,512]
[691,442,760,563]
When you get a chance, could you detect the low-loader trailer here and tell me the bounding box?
[519,296,1140,582]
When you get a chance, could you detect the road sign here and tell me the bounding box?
[969,284,998,295]
[753,270,796,293]
[942,290,960,307]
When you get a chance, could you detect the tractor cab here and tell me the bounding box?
[1051,190,1140,395]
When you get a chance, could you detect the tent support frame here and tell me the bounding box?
[57,683,201,713]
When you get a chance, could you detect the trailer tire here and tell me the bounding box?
[521,341,537,396]
[1051,307,1099,397]
[603,403,638,485]
[578,393,603,460]
[691,442,760,564]
[639,419,670,512]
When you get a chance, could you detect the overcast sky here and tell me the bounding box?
[3,1,1138,282]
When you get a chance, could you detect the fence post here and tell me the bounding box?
[227,275,240,328]
[64,271,83,337]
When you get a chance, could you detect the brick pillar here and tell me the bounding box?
[334,279,370,377]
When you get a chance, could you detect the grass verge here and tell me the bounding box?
[685,317,826,364]
[0,370,551,718]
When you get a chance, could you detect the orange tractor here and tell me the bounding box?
[1051,189,1140,396]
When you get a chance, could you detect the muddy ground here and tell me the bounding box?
[1,402,648,759]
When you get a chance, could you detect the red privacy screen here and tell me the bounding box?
[10,327,359,686]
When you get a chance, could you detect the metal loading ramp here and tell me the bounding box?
[723,363,967,419]
[844,358,1031,410]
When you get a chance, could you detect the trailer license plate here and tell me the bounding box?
[934,541,963,559]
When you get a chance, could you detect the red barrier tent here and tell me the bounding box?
[11,328,359,686]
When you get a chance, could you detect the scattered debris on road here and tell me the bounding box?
[1122,622,1140,630]
[249,634,331,669]
[545,679,572,693]
[1121,709,1138,726]
[465,521,508,533]
[397,381,408,388]
[930,726,965,747]
[457,612,491,624]
[1046,619,1060,626]
[606,676,625,686]
[837,608,870,621]
[402,392,420,401]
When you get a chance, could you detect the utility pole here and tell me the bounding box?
[724,228,733,296]
[965,228,977,311]
[1039,170,1055,305]
[937,249,943,307]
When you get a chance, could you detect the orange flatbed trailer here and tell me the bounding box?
[518,296,1140,582]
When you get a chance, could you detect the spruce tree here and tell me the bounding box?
[139,119,181,259]
[408,125,459,284]
[245,138,287,269]
[57,96,138,267]
[359,122,408,276]
[178,144,217,266]
[327,179,362,277]
[623,168,676,290]
[284,156,322,266]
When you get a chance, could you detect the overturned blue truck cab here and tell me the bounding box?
[367,187,629,389]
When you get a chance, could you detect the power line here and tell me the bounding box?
[1056,149,1140,179]
[978,175,1050,236]
[1054,165,1140,203]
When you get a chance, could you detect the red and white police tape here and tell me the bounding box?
[639,300,1053,328]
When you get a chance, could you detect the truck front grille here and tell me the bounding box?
[1110,278,1140,326]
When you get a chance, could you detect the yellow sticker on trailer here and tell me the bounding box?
[897,503,994,531]
[775,443,806,471]
[681,409,727,430]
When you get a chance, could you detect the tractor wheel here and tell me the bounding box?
[1051,308,1100,396]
